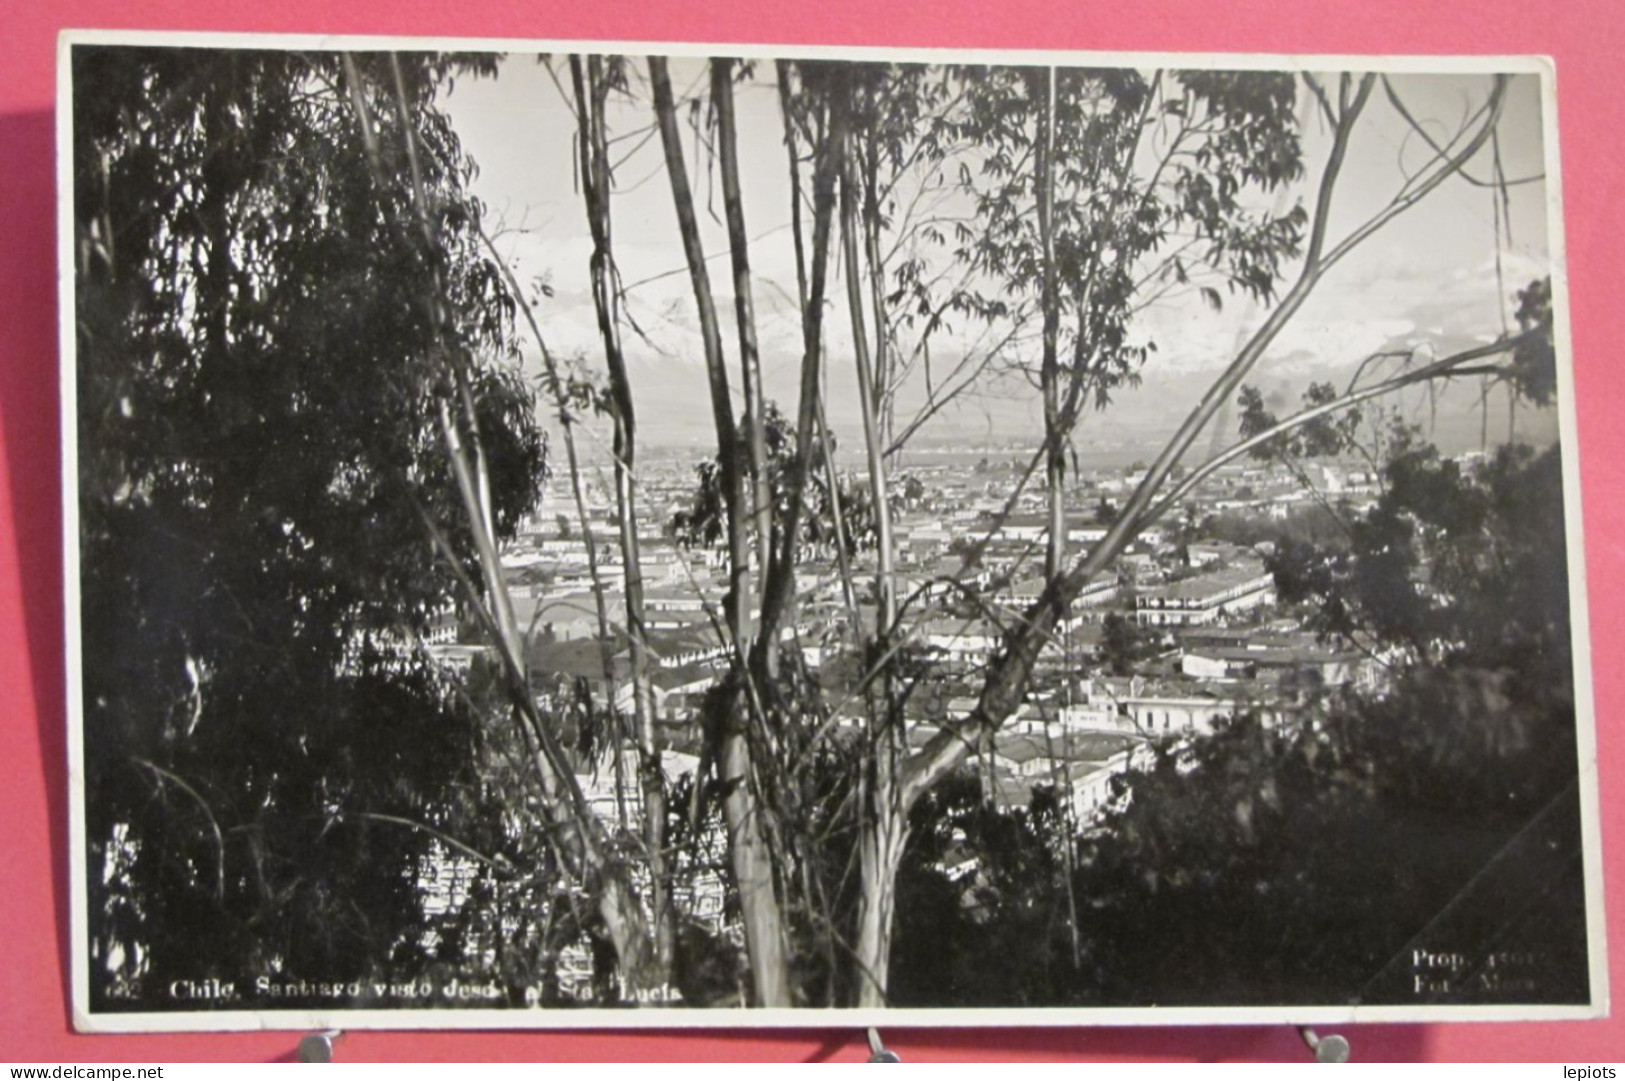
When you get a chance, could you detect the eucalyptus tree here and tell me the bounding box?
[806,62,1310,1006]
[951,66,1306,580]
[864,73,1521,1001]
[842,70,1517,1006]
[647,54,793,1006]
[561,53,674,989]
[72,46,549,1005]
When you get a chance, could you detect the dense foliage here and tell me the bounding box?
[886,440,1587,1007]
[667,402,875,558]
[74,47,546,1008]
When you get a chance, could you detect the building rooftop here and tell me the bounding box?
[1142,563,1272,603]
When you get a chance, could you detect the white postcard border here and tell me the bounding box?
[54,28,1607,1034]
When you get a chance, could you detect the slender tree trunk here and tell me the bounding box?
[477,225,628,833]
[777,67,859,623]
[841,113,906,1007]
[437,401,658,996]
[852,793,907,1007]
[344,54,667,999]
[569,55,672,990]
[815,390,860,621]
[860,141,894,456]
[750,67,844,1000]
[759,76,843,652]
[777,61,811,316]
[711,68,802,1006]
[650,56,793,1009]
[1035,68,1066,583]
[841,133,897,635]
[713,61,775,606]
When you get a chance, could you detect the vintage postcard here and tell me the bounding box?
[59,30,1606,1031]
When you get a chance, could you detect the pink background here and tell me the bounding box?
[3,0,1621,1063]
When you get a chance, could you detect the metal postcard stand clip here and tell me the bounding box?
[864,1024,1345,1063]
[294,1024,1340,1062]
[865,1027,901,1062]
[296,1030,343,1063]
[1297,1026,1351,1063]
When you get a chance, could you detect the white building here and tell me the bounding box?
[1134,565,1276,627]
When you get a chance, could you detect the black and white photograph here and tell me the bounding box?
[60,33,1605,1030]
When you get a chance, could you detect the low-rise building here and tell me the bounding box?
[1133,564,1275,627]
[918,617,1002,665]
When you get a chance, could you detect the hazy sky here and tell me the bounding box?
[439,55,1553,451]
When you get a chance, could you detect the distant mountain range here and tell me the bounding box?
[535,335,1560,469]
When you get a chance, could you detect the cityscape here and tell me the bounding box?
[464,446,1378,826]
[414,421,1571,1004]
